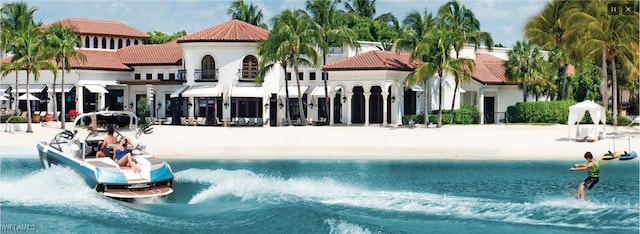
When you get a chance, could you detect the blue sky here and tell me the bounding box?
[23,0,547,47]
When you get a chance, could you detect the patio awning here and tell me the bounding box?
[230,86,269,98]
[84,84,109,94]
[182,84,224,97]
[17,84,46,93]
[278,86,308,98]
[18,93,40,101]
[170,86,189,98]
[51,84,74,93]
[310,86,331,97]
[410,84,424,92]
[0,84,11,93]
[0,95,7,101]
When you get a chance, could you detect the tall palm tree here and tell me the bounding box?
[564,0,638,125]
[438,0,492,123]
[342,0,376,18]
[265,9,320,125]
[45,23,86,129]
[256,29,293,124]
[12,22,58,133]
[524,0,572,100]
[504,40,547,102]
[305,0,357,120]
[409,28,473,128]
[395,7,436,124]
[1,2,38,113]
[226,0,267,28]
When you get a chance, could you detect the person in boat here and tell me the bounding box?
[569,151,600,199]
[96,125,117,158]
[113,137,141,172]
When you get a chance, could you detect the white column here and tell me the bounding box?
[329,93,335,126]
[382,92,388,126]
[346,92,352,126]
[364,92,370,126]
[478,86,485,125]
[76,84,84,114]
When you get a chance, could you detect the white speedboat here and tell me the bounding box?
[36,111,174,200]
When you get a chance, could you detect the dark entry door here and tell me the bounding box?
[484,97,495,124]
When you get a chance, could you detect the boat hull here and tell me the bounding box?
[37,142,173,200]
[619,151,638,160]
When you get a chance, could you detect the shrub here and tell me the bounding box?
[1,116,27,123]
[506,100,575,124]
[425,104,480,125]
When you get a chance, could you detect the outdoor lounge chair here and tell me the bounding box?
[576,128,596,142]
[627,116,640,128]
[162,117,172,125]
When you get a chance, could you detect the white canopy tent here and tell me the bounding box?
[568,100,606,142]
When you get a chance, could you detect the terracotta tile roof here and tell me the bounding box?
[323,50,416,71]
[177,20,269,43]
[48,18,149,38]
[472,53,507,84]
[118,41,182,65]
[69,49,130,71]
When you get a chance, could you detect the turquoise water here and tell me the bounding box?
[1,156,638,233]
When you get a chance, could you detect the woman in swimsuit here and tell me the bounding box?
[114,137,141,172]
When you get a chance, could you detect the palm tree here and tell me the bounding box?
[1,2,38,113]
[12,22,58,133]
[504,40,547,102]
[524,0,572,100]
[395,7,436,124]
[256,29,293,124]
[563,0,638,126]
[305,0,357,120]
[409,28,473,128]
[226,0,267,28]
[262,9,320,125]
[45,23,86,129]
[438,0,492,123]
[342,0,376,18]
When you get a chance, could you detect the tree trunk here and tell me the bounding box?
[293,62,307,125]
[283,67,291,125]
[560,65,567,100]
[26,72,33,133]
[450,82,459,124]
[14,72,19,112]
[437,74,443,128]
[523,81,528,102]
[423,80,429,125]
[52,62,58,122]
[611,54,618,126]
[61,56,66,129]
[601,49,608,113]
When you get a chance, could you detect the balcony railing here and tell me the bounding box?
[195,68,218,82]
[176,69,187,81]
[328,46,343,55]
[237,69,257,82]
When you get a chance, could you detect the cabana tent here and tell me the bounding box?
[568,100,606,142]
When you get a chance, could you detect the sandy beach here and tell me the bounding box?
[1,122,638,160]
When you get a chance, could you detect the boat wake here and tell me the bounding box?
[175,168,639,230]
[0,165,127,214]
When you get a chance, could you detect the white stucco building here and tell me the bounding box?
[1,18,528,126]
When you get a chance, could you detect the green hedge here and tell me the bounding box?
[404,104,480,125]
[1,115,27,123]
[506,100,575,124]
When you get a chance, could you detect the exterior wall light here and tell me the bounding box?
[223,101,229,109]
[264,103,269,109]
[391,96,396,103]
[279,103,284,109]
[342,96,346,103]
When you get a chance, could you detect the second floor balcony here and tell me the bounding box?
[195,69,219,82]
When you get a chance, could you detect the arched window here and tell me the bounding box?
[200,55,216,80]
[84,36,90,48]
[93,37,98,48]
[126,39,131,46]
[101,37,107,49]
[134,39,139,45]
[241,55,258,81]
[118,39,123,49]
[110,38,115,49]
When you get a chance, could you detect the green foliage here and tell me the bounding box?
[144,30,187,44]
[1,115,27,123]
[506,100,575,124]
[568,61,601,102]
[402,114,425,125]
[137,97,149,123]
[415,104,479,125]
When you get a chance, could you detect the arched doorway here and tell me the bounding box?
[369,86,383,123]
[351,86,365,124]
